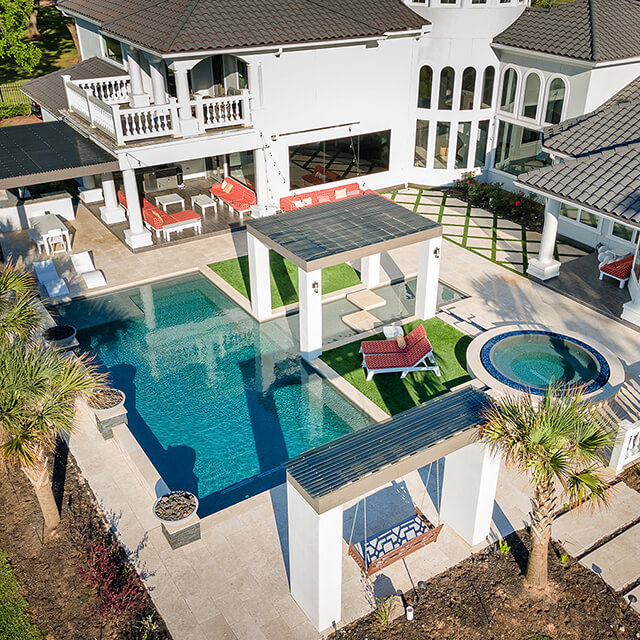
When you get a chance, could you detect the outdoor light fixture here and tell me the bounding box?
[312,281,319,293]
[433,247,441,258]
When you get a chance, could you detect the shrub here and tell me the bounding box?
[0,103,31,121]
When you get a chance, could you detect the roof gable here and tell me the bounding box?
[493,0,640,63]
[59,0,428,53]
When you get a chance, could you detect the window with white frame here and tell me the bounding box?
[559,203,600,229]
[499,68,518,113]
[460,68,476,110]
[475,120,490,167]
[481,67,495,109]
[521,73,541,120]
[418,66,433,109]
[434,122,451,169]
[439,67,455,110]
[414,120,429,168]
[545,78,566,124]
[456,122,472,169]
[612,221,639,243]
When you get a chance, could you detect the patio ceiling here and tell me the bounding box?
[245,192,442,271]
[0,121,119,189]
[286,386,489,513]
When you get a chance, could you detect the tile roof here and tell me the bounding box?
[58,0,428,54]
[544,77,640,156]
[21,57,124,117]
[518,145,640,225]
[493,0,640,63]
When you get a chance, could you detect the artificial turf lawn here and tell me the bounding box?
[0,550,41,640]
[208,252,361,308]
[320,318,472,416]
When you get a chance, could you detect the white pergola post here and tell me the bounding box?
[126,46,151,108]
[527,198,562,280]
[360,253,381,289]
[287,481,342,632]
[122,169,152,249]
[414,236,442,320]
[299,268,323,362]
[248,234,272,321]
[99,172,126,223]
[440,442,501,546]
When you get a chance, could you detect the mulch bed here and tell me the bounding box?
[0,441,170,640]
[331,531,640,640]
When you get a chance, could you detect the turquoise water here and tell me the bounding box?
[57,274,371,515]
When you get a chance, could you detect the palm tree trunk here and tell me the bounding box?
[23,455,60,535]
[526,479,556,587]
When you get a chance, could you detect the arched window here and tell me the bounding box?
[439,67,455,110]
[460,67,476,110]
[499,68,518,113]
[417,66,433,109]
[481,67,495,109]
[545,77,566,124]
[521,73,541,120]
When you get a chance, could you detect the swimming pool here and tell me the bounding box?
[57,273,372,515]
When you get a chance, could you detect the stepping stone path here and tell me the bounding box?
[552,481,640,612]
[387,186,588,275]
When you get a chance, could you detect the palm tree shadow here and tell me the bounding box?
[505,530,529,575]
[51,437,69,513]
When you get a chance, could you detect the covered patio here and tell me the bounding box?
[245,193,443,360]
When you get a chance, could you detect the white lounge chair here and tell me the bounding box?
[70,252,107,289]
[32,259,69,298]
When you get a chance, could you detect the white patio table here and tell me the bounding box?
[155,193,185,212]
[31,214,71,255]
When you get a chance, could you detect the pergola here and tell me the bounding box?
[245,193,443,360]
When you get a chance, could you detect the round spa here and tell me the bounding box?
[467,325,624,401]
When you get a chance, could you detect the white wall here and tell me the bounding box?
[75,19,103,60]
[585,60,640,112]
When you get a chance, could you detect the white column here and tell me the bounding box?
[169,59,202,137]
[440,442,501,546]
[414,236,442,320]
[126,47,151,107]
[148,57,167,105]
[247,234,272,321]
[252,146,278,218]
[299,268,322,362]
[287,481,342,632]
[360,253,381,289]
[99,172,126,223]
[122,169,152,249]
[527,198,562,280]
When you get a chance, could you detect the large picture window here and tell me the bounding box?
[288,131,390,189]
[494,121,550,175]
[418,66,433,109]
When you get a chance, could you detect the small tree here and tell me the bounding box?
[0,0,42,71]
[477,385,615,587]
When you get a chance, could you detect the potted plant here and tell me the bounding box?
[43,324,76,349]
[153,490,199,527]
[88,388,126,418]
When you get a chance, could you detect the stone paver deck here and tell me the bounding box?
[553,483,640,557]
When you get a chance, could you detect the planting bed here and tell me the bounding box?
[331,530,640,640]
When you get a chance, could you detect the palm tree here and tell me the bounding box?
[0,262,105,534]
[477,385,616,587]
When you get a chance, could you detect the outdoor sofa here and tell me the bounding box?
[209,177,256,215]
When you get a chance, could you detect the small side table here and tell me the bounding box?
[190,194,217,216]
[383,325,404,340]
[155,193,185,212]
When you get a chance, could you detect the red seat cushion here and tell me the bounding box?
[361,325,427,355]
[600,255,633,279]
[143,207,166,230]
[166,210,201,224]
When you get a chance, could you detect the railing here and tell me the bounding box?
[0,81,31,105]
[610,421,640,472]
[193,90,251,130]
[72,76,131,104]
[62,74,250,144]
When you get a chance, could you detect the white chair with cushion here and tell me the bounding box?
[70,252,107,289]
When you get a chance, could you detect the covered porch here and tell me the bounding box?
[244,193,443,360]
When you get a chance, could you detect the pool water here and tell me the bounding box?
[481,330,609,395]
[57,274,372,515]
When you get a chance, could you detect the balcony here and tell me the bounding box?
[62,74,251,146]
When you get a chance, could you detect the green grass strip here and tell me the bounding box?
[320,317,472,416]
[521,227,529,274]
[0,550,42,640]
[412,187,423,213]
[461,202,472,248]
[209,253,361,308]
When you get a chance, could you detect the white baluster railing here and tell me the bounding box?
[86,94,117,138]
[63,75,91,120]
[118,98,179,142]
[73,76,131,103]
[194,90,250,130]
[610,421,640,472]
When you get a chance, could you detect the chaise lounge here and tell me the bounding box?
[361,324,440,380]
[599,254,634,288]
[33,259,69,298]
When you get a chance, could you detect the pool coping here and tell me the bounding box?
[466,323,626,404]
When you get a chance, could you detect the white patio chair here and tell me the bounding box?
[70,252,107,289]
[32,259,69,298]
[27,229,47,254]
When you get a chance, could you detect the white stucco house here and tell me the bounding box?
[10,0,640,324]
